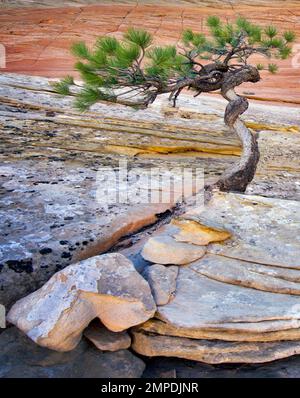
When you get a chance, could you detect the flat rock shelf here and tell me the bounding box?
[133,192,300,364]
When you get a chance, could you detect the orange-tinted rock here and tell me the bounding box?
[171,218,231,245]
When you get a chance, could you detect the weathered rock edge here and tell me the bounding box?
[132,330,300,364]
[7,253,156,351]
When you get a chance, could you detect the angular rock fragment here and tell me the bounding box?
[143,264,178,305]
[7,253,156,351]
[141,235,206,265]
[84,320,131,352]
[171,219,231,245]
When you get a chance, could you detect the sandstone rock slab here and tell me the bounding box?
[0,148,173,310]
[186,192,300,268]
[190,254,300,295]
[141,235,206,265]
[143,264,178,306]
[137,319,300,343]
[7,253,156,351]
[132,330,300,364]
[171,218,231,245]
[157,267,300,333]
[84,321,131,352]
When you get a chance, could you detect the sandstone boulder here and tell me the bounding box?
[143,264,178,306]
[84,320,131,352]
[7,253,156,351]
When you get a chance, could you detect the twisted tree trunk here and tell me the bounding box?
[215,66,260,192]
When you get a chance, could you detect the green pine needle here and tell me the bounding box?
[265,25,277,38]
[74,87,116,111]
[52,75,74,95]
[248,26,262,43]
[124,27,153,49]
[147,46,177,65]
[82,71,104,86]
[182,29,194,45]
[236,16,252,34]
[256,63,264,71]
[207,16,221,28]
[75,61,93,73]
[191,33,206,47]
[283,30,296,43]
[71,42,91,60]
[268,63,278,74]
[113,44,141,68]
[270,38,284,48]
[279,46,292,59]
[96,36,120,55]
[57,16,296,111]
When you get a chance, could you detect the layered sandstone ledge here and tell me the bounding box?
[0,2,299,105]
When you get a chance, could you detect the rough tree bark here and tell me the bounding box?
[215,65,261,192]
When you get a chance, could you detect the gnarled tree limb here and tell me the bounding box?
[215,66,260,192]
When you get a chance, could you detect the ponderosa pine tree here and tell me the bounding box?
[54,16,296,192]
